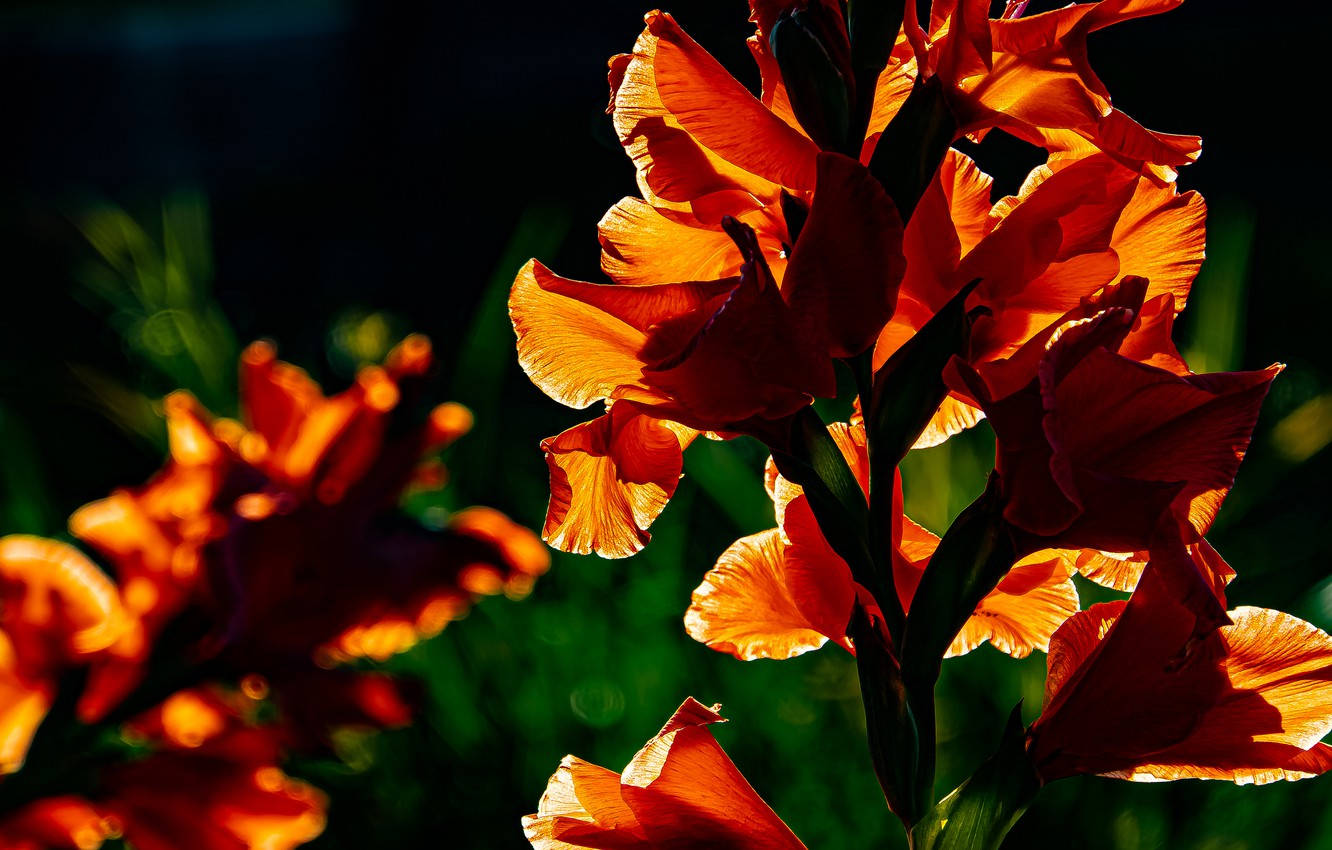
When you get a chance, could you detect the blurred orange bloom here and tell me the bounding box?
[1029,556,1332,784]
[0,536,131,774]
[686,421,1078,661]
[68,336,547,728]
[0,687,326,850]
[904,0,1200,177]
[524,697,805,849]
[949,297,1277,633]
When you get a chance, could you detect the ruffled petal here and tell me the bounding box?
[511,260,734,410]
[947,552,1078,658]
[1046,350,1281,541]
[1033,561,1332,784]
[524,756,645,848]
[911,395,987,450]
[526,699,807,850]
[684,529,835,660]
[599,198,748,286]
[542,406,693,558]
[1113,179,1206,309]
[638,12,820,191]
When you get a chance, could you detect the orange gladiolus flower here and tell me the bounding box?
[516,4,923,559]
[524,697,805,849]
[1029,555,1332,784]
[685,421,1078,660]
[69,337,547,725]
[949,295,1276,632]
[903,0,1201,177]
[0,536,131,774]
[880,151,1202,446]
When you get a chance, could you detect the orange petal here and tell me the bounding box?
[542,406,693,558]
[947,552,1078,658]
[612,14,784,216]
[638,223,836,428]
[510,260,731,410]
[618,699,808,849]
[911,395,987,450]
[239,341,322,455]
[0,536,126,659]
[524,756,645,848]
[0,633,54,776]
[685,529,834,660]
[598,198,747,287]
[638,12,819,192]
[1113,178,1206,310]
[1034,560,1332,784]
[858,42,918,158]
[877,150,994,370]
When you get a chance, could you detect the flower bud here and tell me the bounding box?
[770,8,854,153]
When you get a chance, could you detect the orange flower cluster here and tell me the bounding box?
[0,337,547,847]
[515,0,1332,845]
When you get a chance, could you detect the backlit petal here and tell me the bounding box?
[946,553,1078,658]
[684,529,833,660]
[542,406,693,558]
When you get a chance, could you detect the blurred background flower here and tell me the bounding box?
[3,0,1332,847]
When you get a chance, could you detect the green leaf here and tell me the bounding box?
[868,277,983,470]
[847,0,908,144]
[910,704,1041,850]
[900,475,1017,686]
[770,407,885,605]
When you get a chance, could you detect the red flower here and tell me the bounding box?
[948,294,1277,633]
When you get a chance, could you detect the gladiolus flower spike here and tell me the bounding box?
[518,0,1328,847]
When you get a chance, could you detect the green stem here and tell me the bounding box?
[850,607,922,826]
[850,350,907,645]
[909,704,1042,850]
[898,477,1019,814]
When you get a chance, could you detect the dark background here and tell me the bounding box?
[2,1,1331,847]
